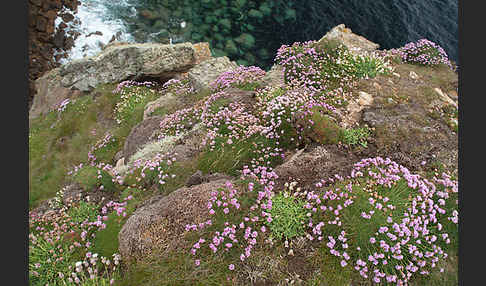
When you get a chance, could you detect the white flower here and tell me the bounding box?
[180,21,186,28]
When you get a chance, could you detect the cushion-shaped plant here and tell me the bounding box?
[267,191,307,240]
[395,39,454,70]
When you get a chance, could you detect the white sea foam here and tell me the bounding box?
[55,0,136,64]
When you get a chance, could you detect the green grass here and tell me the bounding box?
[302,106,344,145]
[309,245,356,285]
[197,134,282,176]
[73,165,118,192]
[92,212,125,258]
[114,249,235,286]
[29,83,161,209]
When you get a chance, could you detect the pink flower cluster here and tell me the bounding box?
[113,80,155,94]
[390,39,454,70]
[210,65,266,91]
[188,165,279,271]
[158,105,203,138]
[318,157,459,284]
[57,98,71,113]
[126,152,177,187]
[29,193,131,284]
[162,78,196,95]
[275,40,359,93]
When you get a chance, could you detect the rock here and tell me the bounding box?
[205,173,234,182]
[409,71,419,80]
[29,68,83,119]
[447,90,458,101]
[61,183,85,204]
[192,42,212,64]
[30,199,54,217]
[317,24,379,55]
[185,170,205,187]
[342,100,362,128]
[262,64,285,87]
[143,93,177,120]
[273,145,356,192]
[118,179,232,261]
[139,9,158,20]
[114,150,124,162]
[36,17,47,32]
[86,31,103,38]
[28,0,81,109]
[61,12,74,23]
[187,56,237,91]
[108,31,123,44]
[58,42,199,92]
[358,91,373,106]
[115,157,125,169]
[45,10,57,34]
[53,29,65,49]
[434,88,458,108]
[362,101,457,170]
[127,122,205,166]
[31,0,42,7]
[30,42,204,117]
[123,116,164,160]
[341,91,373,128]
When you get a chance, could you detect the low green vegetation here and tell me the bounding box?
[341,126,372,147]
[267,190,307,240]
[29,36,458,285]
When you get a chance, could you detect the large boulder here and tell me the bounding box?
[59,42,198,91]
[29,68,83,119]
[122,116,164,161]
[29,42,207,119]
[317,24,379,54]
[118,179,233,261]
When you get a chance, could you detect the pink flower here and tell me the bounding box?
[228,264,235,270]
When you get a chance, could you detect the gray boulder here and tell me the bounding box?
[59,42,197,91]
[29,42,203,119]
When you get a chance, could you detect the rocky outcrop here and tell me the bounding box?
[29,42,211,119]
[29,68,83,119]
[58,42,197,91]
[28,0,81,108]
[122,116,165,161]
[118,179,232,261]
[143,93,178,120]
[317,24,380,54]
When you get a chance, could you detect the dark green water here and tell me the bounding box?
[74,0,459,70]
